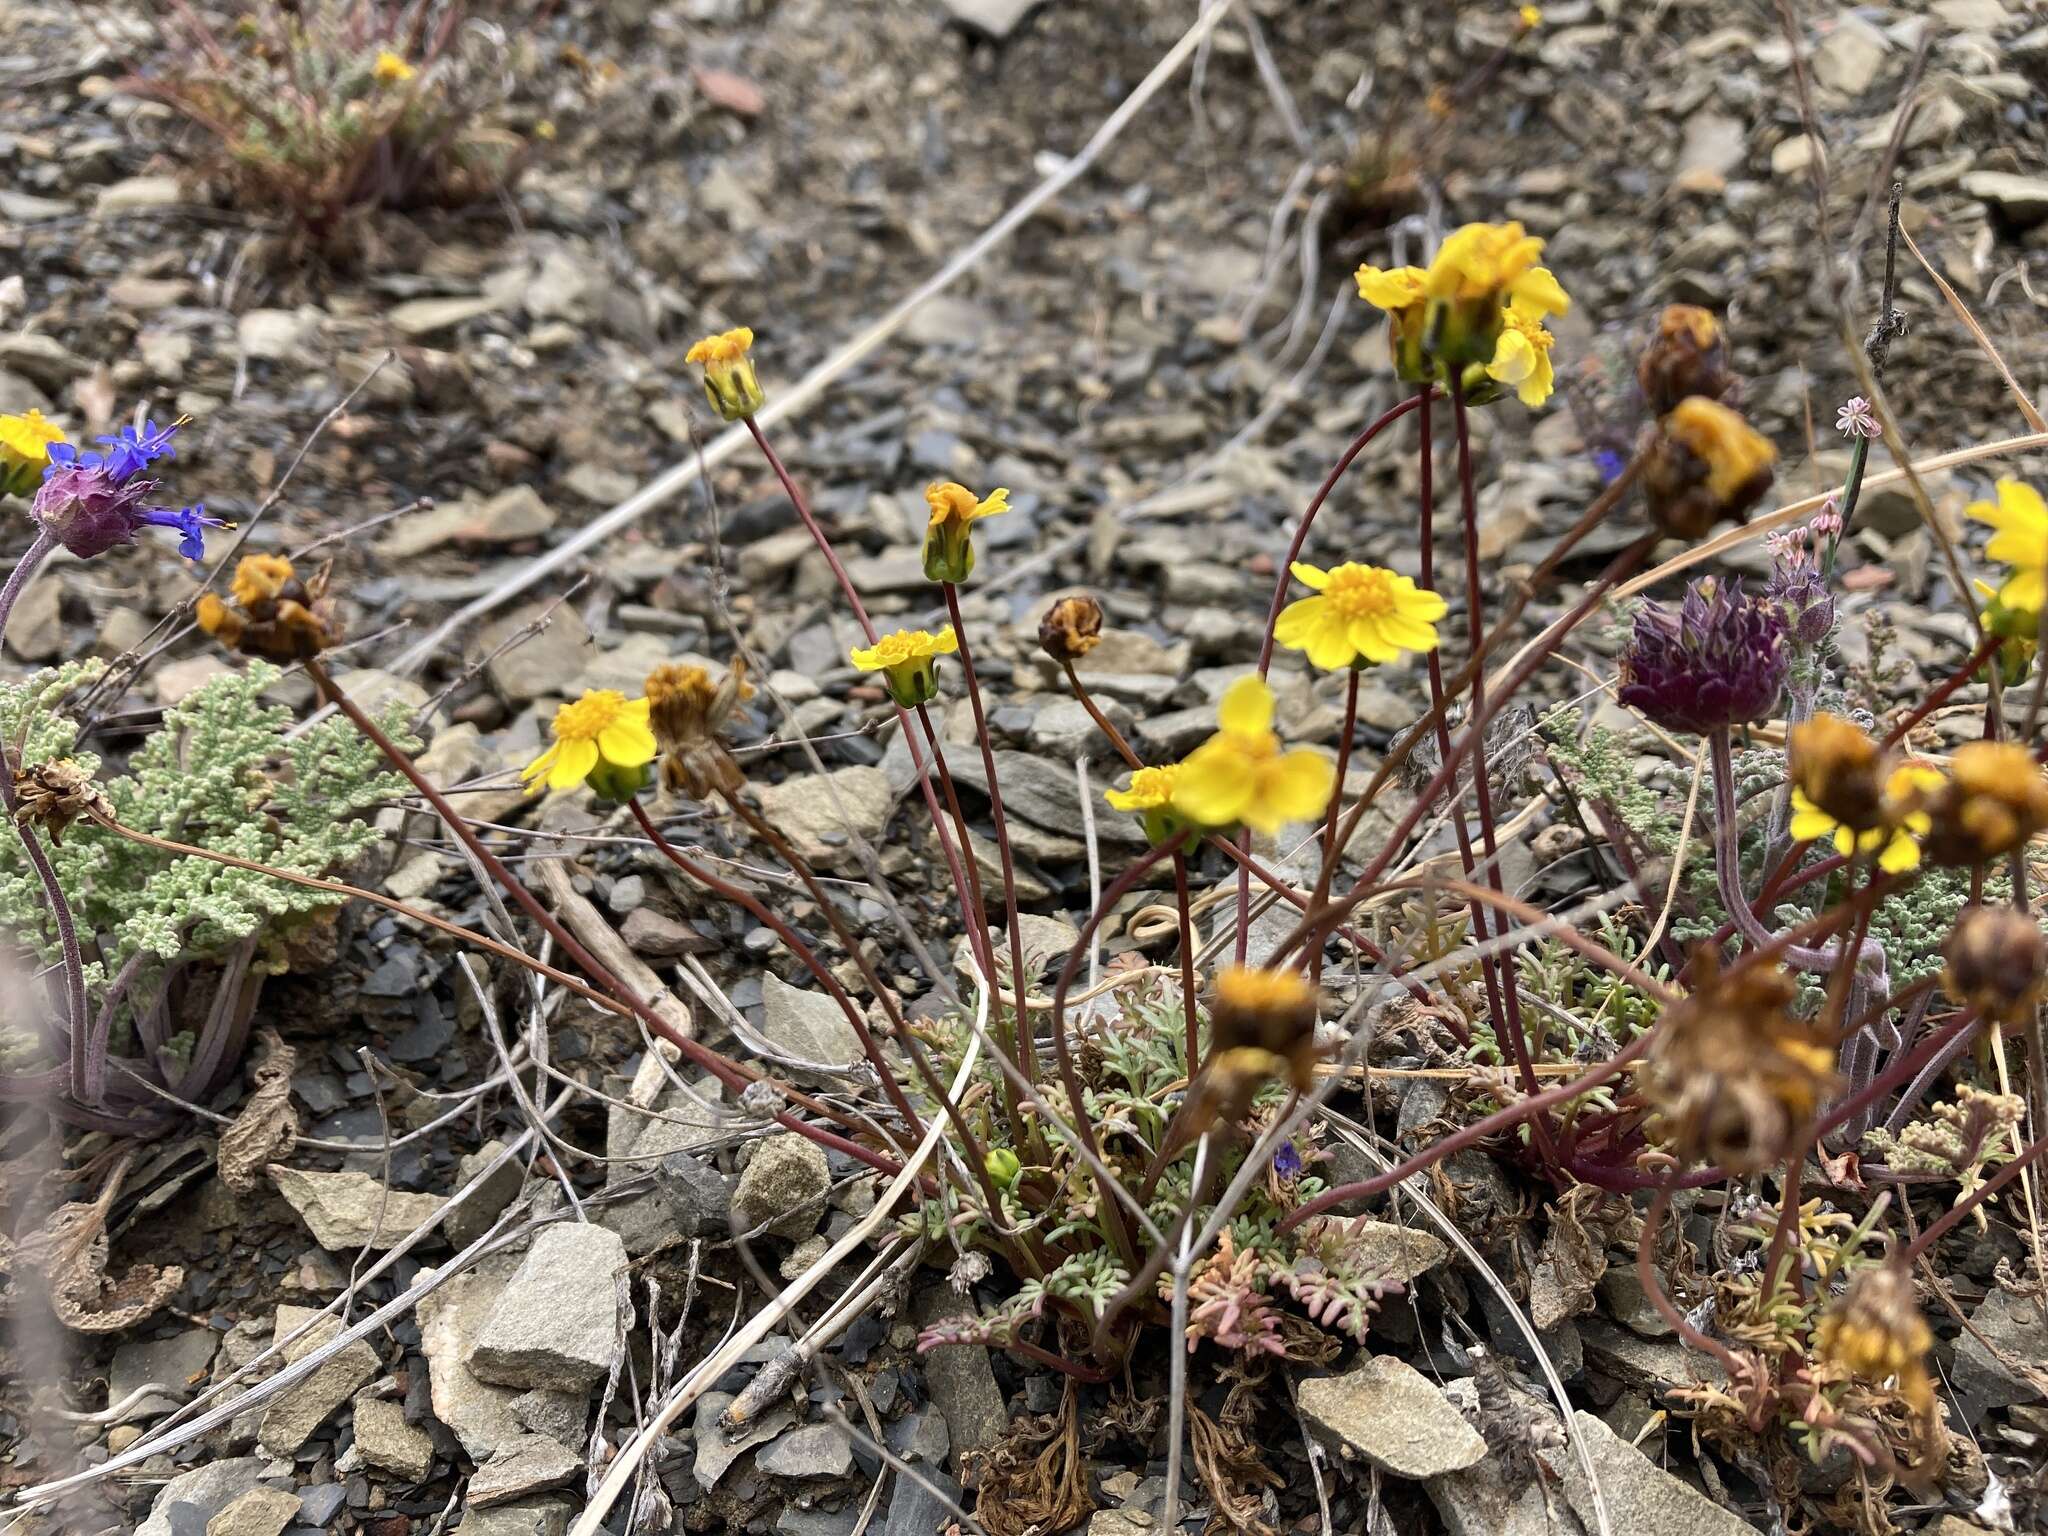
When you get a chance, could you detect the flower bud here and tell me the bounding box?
[1038,594,1104,663]
[1943,905,2048,1024]
[685,328,765,423]
[1636,305,1731,416]
[984,1148,1022,1188]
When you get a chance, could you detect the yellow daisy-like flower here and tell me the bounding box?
[849,625,959,708]
[921,481,1010,584]
[1519,4,1542,26]
[1969,478,2048,617]
[1274,561,1447,672]
[1482,302,1557,408]
[1171,676,1336,835]
[1105,763,1193,849]
[1424,221,1571,318]
[1355,264,1431,383]
[372,49,416,83]
[0,409,65,497]
[1789,761,1944,874]
[685,327,764,422]
[522,690,657,799]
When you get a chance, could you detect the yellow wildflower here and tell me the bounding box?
[522,690,657,799]
[1518,4,1542,26]
[1481,302,1557,407]
[1914,741,2048,867]
[1274,561,1447,671]
[372,49,416,83]
[0,409,64,497]
[1354,264,1430,383]
[921,481,1009,584]
[685,327,764,422]
[1969,478,2048,617]
[1105,763,1193,849]
[1813,1265,1934,1424]
[1171,676,1335,835]
[1423,222,1571,373]
[647,659,752,799]
[1789,761,1943,874]
[849,625,958,709]
[1199,965,1322,1127]
[1943,904,2048,1026]
[1644,396,1777,539]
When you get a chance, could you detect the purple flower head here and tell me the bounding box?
[1766,558,1836,649]
[28,416,224,562]
[1618,577,1789,735]
[1273,1141,1303,1180]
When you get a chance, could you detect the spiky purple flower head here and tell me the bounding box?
[29,417,225,561]
[1618,577,1788,735]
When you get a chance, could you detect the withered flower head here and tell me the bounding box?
[1616,577,1787,735]
[1788,713,1887,831]
[1641,947,1837,1174]
[1038,594,1104,664]
[1637,305,1732,416]
[1813,1263,1934,1423]
[1197,966,1321,1129]
[1914,741,2048,867]
[647,659,754,800]
[1942,904,2048,1025]
[195,555,341,661]
[11,757,111,844]
[1641,397,1777,540]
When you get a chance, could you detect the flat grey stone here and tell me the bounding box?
[136,1459,271,1536]
[268,1166,445,1252]
[1561,1410,1755,1536]
[751,765,894,868]
[761,970,864,1069]
[469,1432,585,1508]
[1953,1287,2048,1409]
[350,1394,434,1482]
[692,1389,796,1490]
[653,1151,731,1238]
[447,1140,526,1249]
[470,1224,626,1392]
[458,1497,577,1536]
[109,1328,220,1419]
[1297,1357,1487,1479]
[881,1465,961,1536]
[257,1307,379,1454]
[418,1251,529,1458]
[914,1289,1007,1464]
[730,1133,830,1241]
[756,1422,853,1479]
[204,1487,300,1536]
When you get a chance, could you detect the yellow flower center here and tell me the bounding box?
[1322,564,1402,622]
[552,689,634,743]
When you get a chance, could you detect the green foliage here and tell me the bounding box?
[0,660,409,1005]
[1540,705,1679,855]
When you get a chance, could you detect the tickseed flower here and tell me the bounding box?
[1355,264,1431,384]
[1037,594,1103,663]
[195,555,341,661]
[921,481,1009,584]
[0,409,65,497]
[1477,301,1558,408]
[1788,713,1887,830]
[1813,1265,1934,1424]
[1518,5,1542,27]
[1642,397,1776,540]
[1912,740,2048,867]
[1421,220,1570,372]
[1616,577,1787,735]
[1975,581,2038,688]
[849,625,958,709]
[685,327,765,422]
[1789,760,1943,875]
[1835,396,1881,439]
[1198,966,1321,1128]
[1171,675,1336,836]
[1104,763,1194,851]
[521,690,657,800]
[1275,560,1446,671]
[1968,478,2047,616]
[1636,305,1731,416]
[647,659,753,799]
[11,758,110,846]
[1642,947,1837,1175]
[29,416,227,561]
[372,49,415,83]
[1942,904,2048,1026]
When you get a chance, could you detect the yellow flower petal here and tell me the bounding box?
[1171,747,1255,828]
[1289,561,1332,592]
[1509,266,1571,319]
[547,737,600,791]
[1217,675,1275,737]
[2004,568,2048,614]
[521,743,560,788]
[597,719,658,766]
[1258,751,1337,829]
[1877,831,1922,874]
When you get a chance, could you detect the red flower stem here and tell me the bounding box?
[1881,633,2002,747]
[1171,850,1201,1069]
[942,582,1036,1089]
[1450,379,1551,1154]
[1637,1174,1751,1380]
[1238,391,1433,958]
[308,659,897,1174]
[1059,660,1142,770]
[739,415,982,992]
[1048,843,1183,1274]
[1307,668,1362,988]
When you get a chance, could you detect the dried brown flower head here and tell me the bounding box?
[1641,947,1837,1174]
[11,757,111,844]
[1913,741,2048,867]
[1037,595,1104,664]
[1814,1263,1934,1423]
[1197,966,1321,1128]
[1637,305,1731,416]
[1788,713,1888,832]
[196,555,341,661]
[646,659,753,800]
[1942,904,2048,1025]
[1641,397,1776,540]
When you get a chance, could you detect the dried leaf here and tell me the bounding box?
[0,1171,183,1334]
[218,1028,299,1195]
[1527,1185,1638,1331]
[961,1384,1093,1536]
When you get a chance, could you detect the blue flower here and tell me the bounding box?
[29,415,225,563]
[1593,446,1628,484]
[44,417,182,482]
[141,504,228,561]
[1273,1140,1303,1179]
